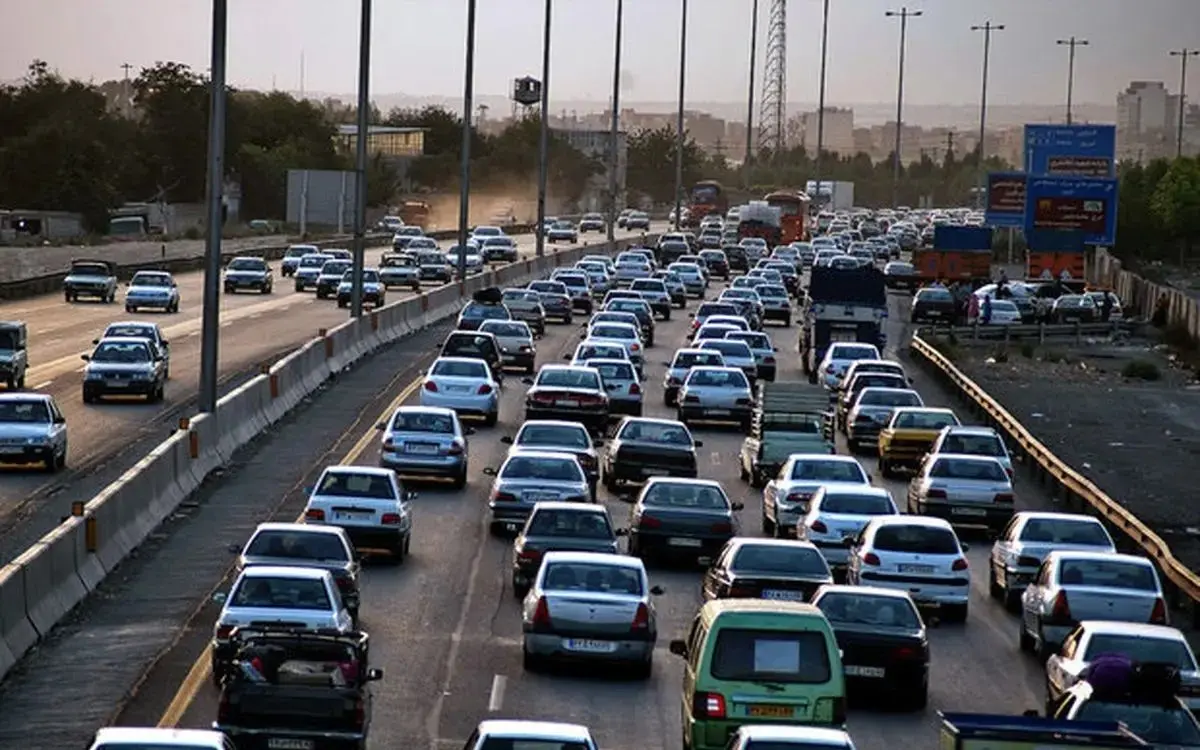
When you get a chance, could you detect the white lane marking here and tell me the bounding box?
[711,451,722,466]
[487,674,507,712]
[220,320,233,328]
[74,366,86,373]
[247,312,262,319]
[32,380,53,391]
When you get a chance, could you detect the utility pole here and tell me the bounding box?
[813,0,831,204]
[743,0,759,184]
[886,7,922,208]
[456,0,478,280]
[350,0,372,318]
[672,0,689,231]
[120,62,134,117]
[971,21,1003,209]
[945,131,956,161]
[534,0,552,258]
[198,0,228,415]
[607,0,624,244]
[1057,37,1089,124]
[1171,49,1199,159]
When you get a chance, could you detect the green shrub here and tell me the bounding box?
[1121,360,1161,381]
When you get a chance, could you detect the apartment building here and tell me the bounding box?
[1116,80,1187,162]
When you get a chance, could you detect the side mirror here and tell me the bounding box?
[687,312,695,318]
[162,340,170,347]
[926,615,941,629]
[521,377,535,385]
[227,543,242,554]
[212,592,228,605]
[367,668,384,681]
[614,528,628,537]
[731,502,744,511]
[375,422,386,431]
[464,426,476,436]
[53,416,66,425]
[500,436,513,444]
[693,440,704,448]
[404,490,418,501]
[650,585,665,596]
[80,354,90,362]
[661,361,672,367]
[668,639,688,657]
[92,338,99,345]
[482,467,498,476]
[561,353,572,360]
[961,542,970,552]
[908,377,915,384]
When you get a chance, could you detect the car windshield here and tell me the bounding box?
[631,281,664,291]
[674,352,724,368]
[789,460,865,482]
[300,256,330,268]
[711,629,832,684]
[316,471,395,499]
[104,325,154,340]
[432,360,488,378]
[503,291,535,303]
[0,400,50,423]
[320,262,350,276]
[526,509,613,539]
[610,302,648,315]
[618,421,691,445]
[538,370,600,390]
[518,424,590,449]
[576,344,624,360]
[131,274,171,287]
[341,270,380,283]
[1019,518,1111,546]
[1058,559,1158,590]
[873,525,960,554]
[821,492,894,515]
[1082,633,1195,669]
[893,411,959,429]
[92,341,150,363]
[463,303,509,320]
[642,482,727,509]
[391,411,455,433]
[230,575,331,610]
[852,375,906,393]
[1074,701,1200,746]
[71,263,110,276]
[929,458,1007,481]
[727,333,770,349]
[480,322,528,338]
[485,237,512,246]
[501,456,583,482]
[542,562,642,595]
[687,369,748,388]
[919,289,952,304]
[443,335,496,357]
[228,258,266,271]
[938,433,1005,457]
[246,530,349,561]
[730,544,829,577]
[817,592,921,629]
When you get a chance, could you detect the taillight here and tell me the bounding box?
[952,558,969,571]
[382,440,396,451]
[529,392,556,405]
[924,488,947,499]
[217,690,232,723]
[630,343,640,351]
[1150,597,1168,625]
[693,691,727,719]
[305,508,325,521]
[517,549,541,563]
[335,575,355,593]
[629,382,642,395]
[631,603,650,632]
[353,697,366,728]
[892,646,919,660]
[447,442,465,455]
[994,492,1015,503]
[477,384,494,395]
[215,624,235,639]
[491,490,519,503]
[711,521,733,534]
[381,513,403,525]
[639,515,662,529]
[785,491,808,504]
[424,381,438,392]
[1050,591,1071,622]
[531,596,552,631]
[810,519,828,534]
[862,552,881,566]
[728,583,755,597]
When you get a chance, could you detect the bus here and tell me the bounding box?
[764,191,811,244]
[687,180,728,228]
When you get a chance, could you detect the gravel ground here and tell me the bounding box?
[952,340,1200,572]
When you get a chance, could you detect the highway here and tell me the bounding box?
[0,226,657,566]
[0,272,1158,750]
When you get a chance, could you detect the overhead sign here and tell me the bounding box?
[1023,176,1118,246]
[984,172,1028,227]
[1024,124,1116,177]
[933,225,993,251]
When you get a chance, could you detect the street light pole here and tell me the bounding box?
[971,21,1003,209]
[673,0,689,231]
[1057,37,1089,125]
[1171,49,1199,159]
[744,0,759,185]
[535,0,552,257]
[813,0,831,204]
[606,0,624,244]
[885,7,922,209]
[456,0,478,281]
[350,0,372,318]
[198,0,228,415]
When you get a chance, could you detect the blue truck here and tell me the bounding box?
[800,265,888,383]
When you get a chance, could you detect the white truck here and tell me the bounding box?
[805,180,855,212]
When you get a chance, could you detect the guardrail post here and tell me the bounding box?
[1039,323,1046,345]
[972,323,979,341]
[1074,321,1082,346]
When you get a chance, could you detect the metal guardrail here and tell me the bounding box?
[909,333,1200,627]
[916,321,1134,343]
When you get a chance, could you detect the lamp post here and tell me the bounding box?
[971,21,1003,209]
[534,0,552,257]
[349,0,372,318]
[813,0,831,204]
[744,0,759,185]
[606,0,624,244]
[1171,49,1199,158]
[885,7,922,209]
[1057,37,1089,125]
[198,0,228,415]
[672,0,689,231]
[456,0,478,280]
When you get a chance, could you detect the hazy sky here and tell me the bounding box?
[3,0,1196,106]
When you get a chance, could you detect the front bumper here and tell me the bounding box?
[83,378,158,397]
[125,297,173,309]
[0,443,56,465]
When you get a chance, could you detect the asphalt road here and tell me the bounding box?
[0,225,656,566]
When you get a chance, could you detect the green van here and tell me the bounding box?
[668,599,846,750]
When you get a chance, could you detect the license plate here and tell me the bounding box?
[951,507,987,516]
[563,638,618,653]
[899,564,934,573]
[106,380,129,388]
[267,740,314,750]
[526,492,558,502]
[448,385,470,393]
[925,310,941,317]
[668,537,702,547]
[762,589,804,601]
[334,511,373,522]
[554,399,577,407]
[0,446,24,455]
[706,409,730,416]
[405,443,439,454]
[844,665,886,678]
[643,468,671,476]
[747,704,793,718]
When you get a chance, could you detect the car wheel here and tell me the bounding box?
[391,537,407,564]
[452,467,467,490]
[1018,617,1035,652]
[632,657,653,680]
[512,580,529,599]
[522,647,542,672]
[907,680,929,711]
[126,306,135,313]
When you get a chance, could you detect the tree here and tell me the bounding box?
[626,126,712,205]
[1151,157,1200,258]
[130,62,210,202]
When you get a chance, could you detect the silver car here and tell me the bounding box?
[569,340,630,367]
[480,319,537,373]
[662,347,726,407]
[377,404,472,487]
[81,337,167,403]
[755,284,792,324]
[762,454,871,536]
[725,330,776,382]
[614,258,654,287]
[696,339,757,383]
[553,271,594,312]
[655,269,687,307]
[797,486,899,575]
[222,256,273,294]
[629,278,673,320]
[235,522,360,622]
[907,453,1014,535]
[502,420,600,497]
[547,220,579,243]
[676,365,753,428]
[668,262,707,297]
[586,310,643,333]
[575,261,613,295]
[484,450,592,532]
[520,550,661,677]
[1020,551,1167,657]
[379,253,422,291]
[587,358,643,417]
[586,322,645,373]
[281,244,318,276]
[0,392,68,472]
[988,511,1116,608]
[501,288,547,336]
[845,387,924,450]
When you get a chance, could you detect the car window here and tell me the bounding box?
[230,575,331,610]
[527,509,613,539]
[432,360,488,378]
[592,362,635,381]
[674,352,725,368]
[820,492,894,515]
[443,335,496,357]
[816,592,921,629]
[591,325,635,340]
[939,433,1004,456]
[501,456,583,481]
[1082,634,1195,668]
[830,345,877,360]
[872,525,959,554]
[710,628,832,684]
[642,482,728,509]
[789,460,865,483]
[537,369,601,390]
[928,458,1007,481]
[0,400,50,423]
[730,544,828,576]
[246,530,349,561]
[727,333,770,349]
[517,424,590,449]
[542,562,641,594]
[228,258,266,271]
[92,341,150,363]
[480,322,528,338]
[316,471,395,499]
[686,369,748,388]
[617,421,691,445]
[131,273,173,287]
[859,390,921,407]
[700,341,752,359]
[1058,559,1157,591]
[893,411,959,430]
[1019,518,1111,546]
[391,411,455,433]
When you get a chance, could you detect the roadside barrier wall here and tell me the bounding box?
[1092,248,1200,340]
[0,232,657,681]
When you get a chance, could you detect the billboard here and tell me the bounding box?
[1023,176,1118,246]
[984,172,1027,227]
[285,169,359,228]
[1023,124,1116,177]
[933,225,993,251]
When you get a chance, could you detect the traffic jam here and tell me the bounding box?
[92,205,1188,750]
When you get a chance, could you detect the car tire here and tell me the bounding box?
[452,468,467,490]
[512,580,529,600]
[295,285,304,293]
[632,657,653,680]
[126,306,135,313]
[1018,618,1035,652]
[907,681,929,712]
[484,411,498,428]
[988,563,1004,600]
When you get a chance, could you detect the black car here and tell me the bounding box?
[658,240,690,266]
[722,243,749,272]
[698,250,730,280]
[884,261,919,292]
[537,292,574,323]
[603,298,655,346]
[602,417,702,489]
[811,585,930,710]
[457,300,512,331]
[701,538,833,603]
[910,286,957,324]
[439,331,503,379]
[627,477,742,564]
[510,502,624,597]
[523,365,611,433]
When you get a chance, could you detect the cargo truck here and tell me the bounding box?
[805,180,855,212]
[913,225,994,285]
[940,713,1149,750]
[800,266,887,383]
[738,381,835,487]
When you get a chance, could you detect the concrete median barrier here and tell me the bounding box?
[0,231,659,681]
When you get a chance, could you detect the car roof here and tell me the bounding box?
[239,565,329,580]
[530,501,607,514]
[815,583,915,602]
[688,365,745,375]
[517,419,589,433]
[1013,511,1104,524]
[539,364,599,374]
[106,320,158,330]
[433,356,492,368]
[253,522,345,537]
[940,425,1000,437]
[735,725,853,746]
[788,453,861,464]
[643,476,720,491]
[857,387,919,396]
[726,538,820,554]
[93,728,229,745]
[503,449,582,463]
[817,485,891,498]
[1045,550,1153,565]
[869,515,954,531]
[95,336,151,346]
[928,453,1006,465]
[476,720,592,742]
[319,465,395,478]
[392,405,457,418]
[541,550,643,568]
[1074,621,1187,641]
[0,392,52,404]
[894,406,955,415]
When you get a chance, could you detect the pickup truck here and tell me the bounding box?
[939,712,1149,750]
[876,407,961,478]
[738,381,835,487]
[63,259,118,303]
[214,627,382,750]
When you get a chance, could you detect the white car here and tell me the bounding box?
[465,721,599,750]
[846,516,971,621]
[818,342,882,390]
[696,339,757,383]
[979,298,1022,325]
[929,425,1014,478]
[88,728,231,750]
[988,511,1115,609]
[419,356,501,426]
[124,270,180,313]
[480,319,537,374]
[762,454,871,537]
[303,465,414,560]
[585,322,645,373]
[569,340,631,368]
[677,365,753,428]
[587,357,643,417]
[797,485,899,575]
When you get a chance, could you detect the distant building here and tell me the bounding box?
[552,128,628,212]
[1116,81,1184,162]
[336,125,426,159]
[799,108,855,155]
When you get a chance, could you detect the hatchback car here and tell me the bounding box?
[377,405,472,487]
[677,365,754,429]
[907,453,1015,535]
[511,501,624,596]
[479,319,536,373]
[485,450,591,533]
[502,420,600,498]
[846,516,971,621]
[419,357,500,426]
[587,358,643,417]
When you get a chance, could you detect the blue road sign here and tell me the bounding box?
[984,172,1027,227]
[1024,124,1116,177]
[934,225,993,251]
[1023,176,1119,246]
